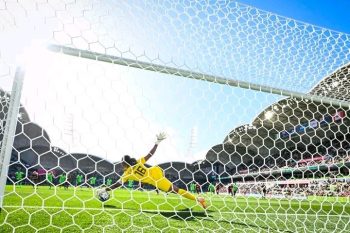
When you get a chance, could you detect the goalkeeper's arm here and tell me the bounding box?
[144,132,166,162]
[105,180,122,191]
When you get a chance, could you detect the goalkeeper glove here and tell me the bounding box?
[155,132,167,145]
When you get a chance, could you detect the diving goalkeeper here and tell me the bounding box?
[104,132,207,209]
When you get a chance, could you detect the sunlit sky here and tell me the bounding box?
[1,0,349,165]
[238,0,350,34]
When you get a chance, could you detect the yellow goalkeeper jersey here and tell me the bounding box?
[121,157,171,191]
[121,157,154,184]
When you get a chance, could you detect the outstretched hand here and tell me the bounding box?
[155,132,167,145]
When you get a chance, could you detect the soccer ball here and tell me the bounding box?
[96,189,110,202]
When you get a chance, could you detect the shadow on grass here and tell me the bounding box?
[103,204,212,221]
[143,208,212,221]
[103,204,121,209]
[214,219,294,233]
[102,205,293,232]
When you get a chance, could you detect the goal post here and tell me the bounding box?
[48,44,350,109]
[0,67,24,209]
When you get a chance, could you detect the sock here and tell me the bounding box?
[178,188,196,201]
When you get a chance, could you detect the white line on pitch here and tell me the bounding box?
[2,205,349,218]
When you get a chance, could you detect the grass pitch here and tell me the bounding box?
[0,185,350,232]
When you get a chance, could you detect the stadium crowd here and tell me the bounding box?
[219,177,350,198]
[237,137,350,174]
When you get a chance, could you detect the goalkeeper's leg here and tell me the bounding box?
[172,185,207,209]
[155,177,207,209]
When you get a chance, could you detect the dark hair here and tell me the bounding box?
[122,155,137,167]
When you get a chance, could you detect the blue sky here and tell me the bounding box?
[238,0,350,34]
[105,0,350,93]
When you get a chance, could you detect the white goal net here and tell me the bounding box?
[0,1,350,232]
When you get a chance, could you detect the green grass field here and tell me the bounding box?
[1,185,350,233]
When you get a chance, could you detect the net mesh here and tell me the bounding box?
[0,0,350,232]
